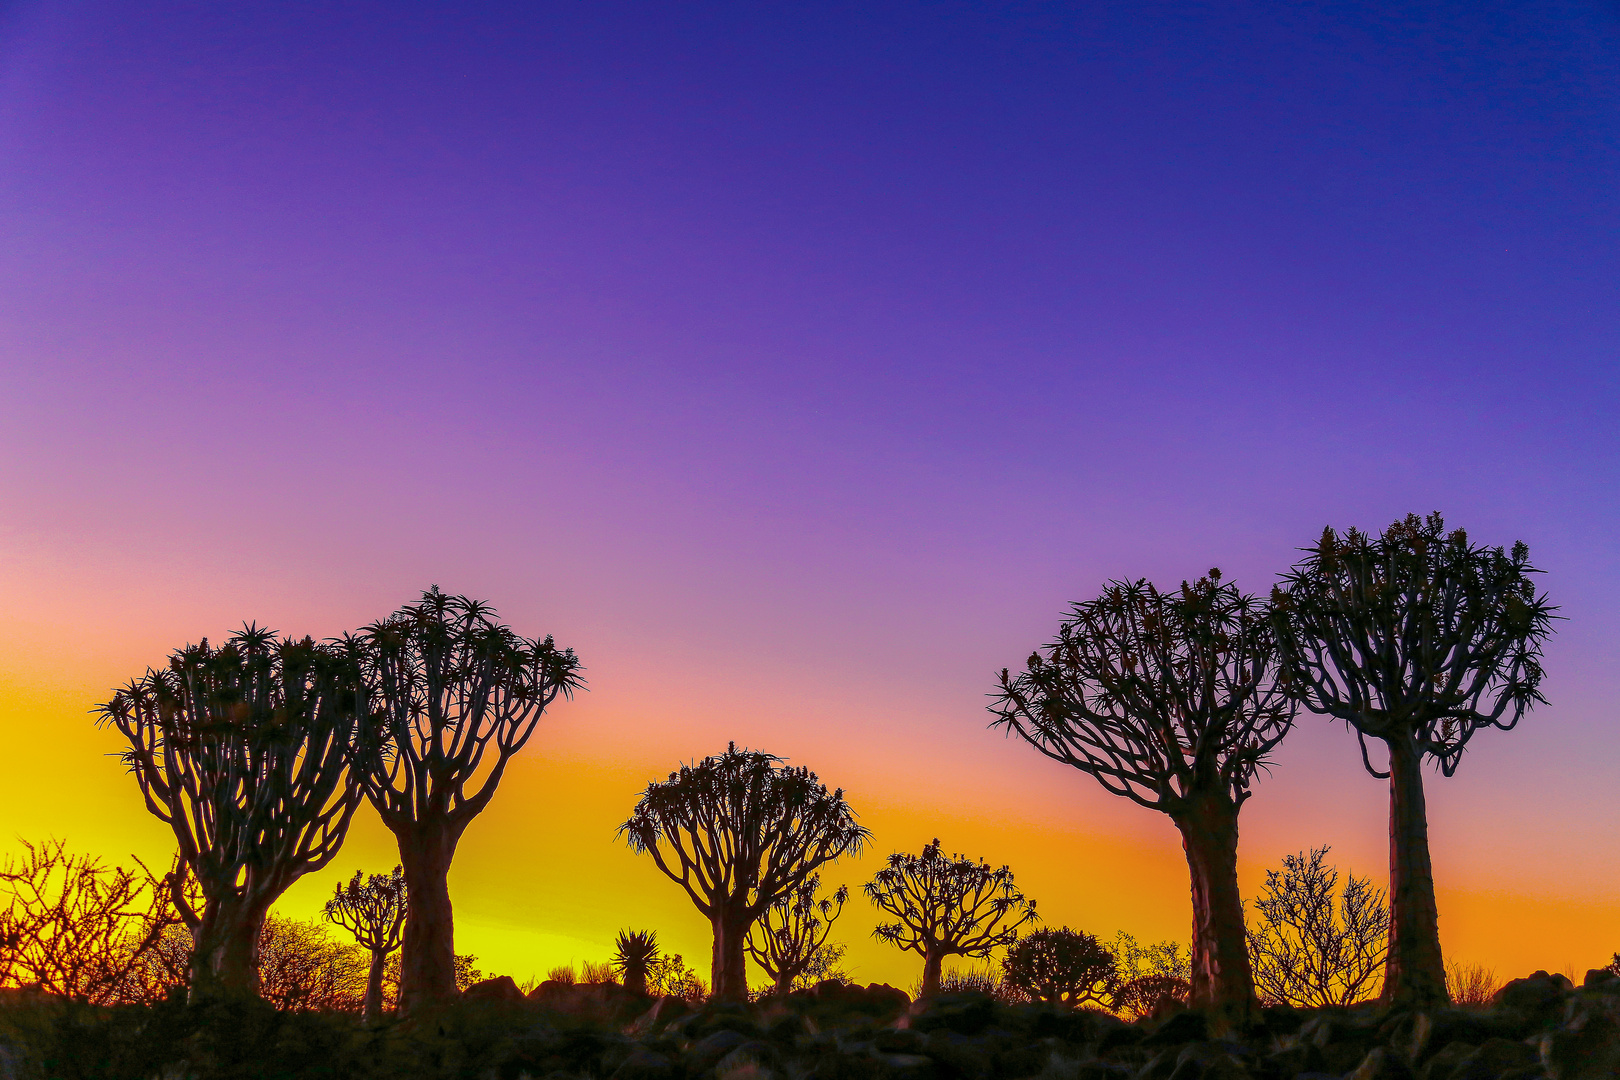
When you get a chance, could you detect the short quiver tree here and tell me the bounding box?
[1271,514,1554,1005]
[97,627,364,999]
[353,587,582,1012]
[865,839,1037,999]
[620,744,869,1001]
[1001,927,1117,1008]
[744,874,848,994]
[611,930,659,996]
[1246,846,1387,1008]
[991,571,1295,1030]
[324,865,407,1023]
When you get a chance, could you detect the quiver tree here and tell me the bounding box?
[1246,847,1387,1007]
[620,744,869,1001]
[744,874,848,994]
[352,587,582,1012]
[991,571,1295,1030]
[97,627,365,999]
[324,866,407,1022]
[1001,927,1117,1008]
[1271,513,1554,1005]
[865,839,1037,999]
[611,930,659,996]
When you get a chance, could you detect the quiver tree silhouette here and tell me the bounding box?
[1246,846,1387,1008]
[620,744,869,1001]
[611,929,659,996]
[865,839,1037,999]
[97,627,365,999]
[1001,927,1117,1008]
[1271,514,1555,1006]
[352,587,581,1012]
[744,875,848,995]
[324,866,407,1022]
[991,571,1294,1029]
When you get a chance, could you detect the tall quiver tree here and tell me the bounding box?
[1271,513,1554,1006]
[324,866,407,1023]
[97,627,364,999]
[620,744,869,1001]
[991,571,1295,1031]
[353,588,582,1013]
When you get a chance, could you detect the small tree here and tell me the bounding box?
[621,744,868,1001]
[324,866,407,1022]
[1272,514,1555,1005]
[98,628,365,999]
[611,930,659,996]
[1002,927,1117,1008]
[865,839,1037,999]
[1246,847,1388,1007]
[745,875,849,994]
[1110,932,1190,1018]
[353,588,582,1012]
[992,572,1294,1029]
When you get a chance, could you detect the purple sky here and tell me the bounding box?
[1,1,1617,980]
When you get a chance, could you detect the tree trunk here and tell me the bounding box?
[363,948,387,1024]
[189,895,269,1000]
[920,946,945,999]
[709,905,749,1001]
[397,821,461,1014]
[1175,791,1258,1032]
[1382,734,1448,1005]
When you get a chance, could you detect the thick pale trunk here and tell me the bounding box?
[1175,792,1258,1032]
[709,906,749,1001]
[1382,735,1448,1005]
[397,822,460,1014]
[920,947,945,999]
[189,895,269,1000]
[363,949,387,1024]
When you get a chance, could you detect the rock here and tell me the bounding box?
[463,975,527,1003]
[1141,1011,1207,1048]
[1258,1005,1305,1036]
[1490,973,1573,1032]
[875,1052,939,1080]
[612,1048,677,1080]
[715,1039,781,1077]
[527,979,654,1025]
[991,1040,1047,1078]
[1439,1038,1539,1080]
[920,1029,992,1080]
[1095,1025,1146,1056]
[1264,1040,1328,1077]
[1582,970,1620,992]
[1168,1042,1254,1080]
[628,995,694,1035]
[1420,1042,1479,1080]
[905,994,997,1036]
[1344,1047,1414,1080]
[1534,1011,1620,1079]
[1072,1065,1133,1080]
[689,1029,753,1073]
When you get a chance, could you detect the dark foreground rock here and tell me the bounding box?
[3,970,1619,1079]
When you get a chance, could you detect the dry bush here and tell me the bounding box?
[1110,932,1190,1018]
[1446,961,1500,1006]
[546,963,577,985]
[646,953,706,1000]
[257,916,368,1012]
[1246,847,1388,1008]
[582,960,616,984]
[0,839,178,1004]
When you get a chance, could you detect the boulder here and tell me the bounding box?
[463,975,527,1004]
[1140,1011,1207,1048]
[874,1052,939,1080]
[919,1028,992,1080]
[1343,1048,1414,1080]
[1489,972,1573,1032]
[1582,970,1620,992]
[612,1048,677,1080]
[688,1029,753,1074]
[1439,1038,1538,1080]
[904,994,997,1036]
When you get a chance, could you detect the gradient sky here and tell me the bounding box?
[1,1,1617,991]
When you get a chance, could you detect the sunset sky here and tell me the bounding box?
[1,1,1617,991]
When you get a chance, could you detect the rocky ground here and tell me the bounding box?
[451,967,1620,1080]
[3,968,1618,1078]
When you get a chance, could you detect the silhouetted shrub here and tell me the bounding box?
[1447,961,1501,1006]
[1246,846,1387,1007]
[1002,927,1117,1008]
